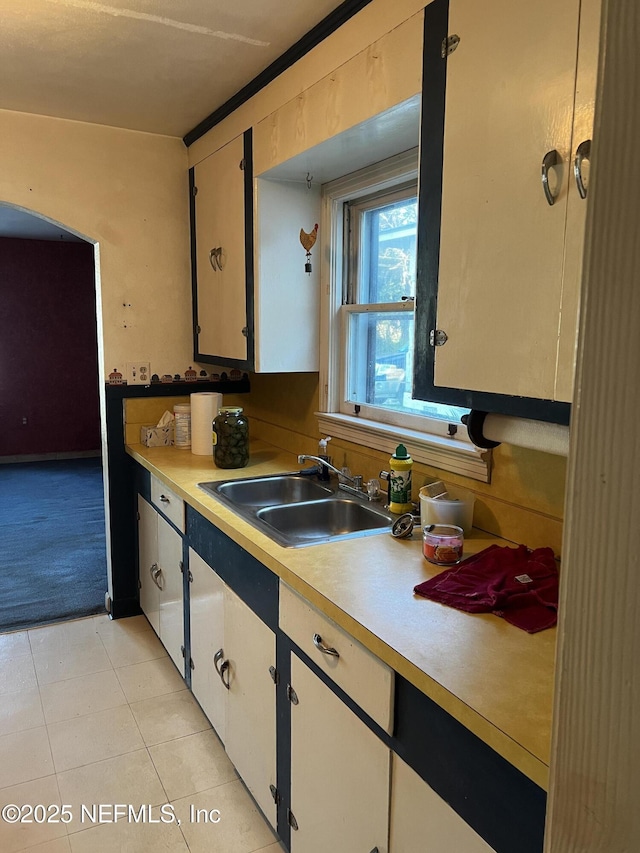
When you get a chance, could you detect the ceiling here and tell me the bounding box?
[1,0,348,138]
[0,205,85,241]
[0,0,350,239]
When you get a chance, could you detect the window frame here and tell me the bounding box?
[317,149,490,482]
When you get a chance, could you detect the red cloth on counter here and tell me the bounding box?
[413,544,558,633]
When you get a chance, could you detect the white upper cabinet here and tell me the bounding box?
[554,0,600,400]
[191,130,321,373]
[415,0,599,416]
[253,177,320,373]
[193,132,250,367]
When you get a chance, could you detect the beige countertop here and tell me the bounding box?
[126,440,556,790]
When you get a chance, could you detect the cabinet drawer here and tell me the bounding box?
[150,475,184,532]
[279,583,394,733]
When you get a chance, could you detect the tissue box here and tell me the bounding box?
[140,424,173,447]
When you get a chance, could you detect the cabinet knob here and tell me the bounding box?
[159,494,170,503]
[429,329,448,347]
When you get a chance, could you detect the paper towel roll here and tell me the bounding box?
[482,413,570,456]
[190,392,222,455]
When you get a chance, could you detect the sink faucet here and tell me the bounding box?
[297,454,364,495]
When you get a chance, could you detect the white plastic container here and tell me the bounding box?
[419,483,475,534]
[173,403,191,448]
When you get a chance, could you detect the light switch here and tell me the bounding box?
[126,362,151,385]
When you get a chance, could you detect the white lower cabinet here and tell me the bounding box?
[189,549,226,740]
[137,495,184,671]
[289,653,390,853]
[187,548,277,831]
[389,754,495,853]
[138,494,159,634]
[157,514,184,670]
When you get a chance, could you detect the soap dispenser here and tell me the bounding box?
[317,436,332,482]
[389,443,413,514]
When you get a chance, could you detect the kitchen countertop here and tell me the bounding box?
[126,440,556,790]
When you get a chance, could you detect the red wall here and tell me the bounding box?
[0,237,101,456]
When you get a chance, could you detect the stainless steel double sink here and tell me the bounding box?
[198,473,395,548]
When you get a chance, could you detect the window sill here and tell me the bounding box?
[316,412,491,483]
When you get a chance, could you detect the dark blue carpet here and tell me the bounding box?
[0,458,108,632]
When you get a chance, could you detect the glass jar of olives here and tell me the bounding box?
[212,406,249,468]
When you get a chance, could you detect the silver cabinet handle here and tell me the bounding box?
[220,659,231,689]
[149,563,163,590]
[214,649,231,689]
[159,494,170,503]
[209,247,223,271]
[312,633,339,658]
[541,149,561,206]
[574,139,591,199]
[213,648,225,677]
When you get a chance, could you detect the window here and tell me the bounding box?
[318,150,489,481]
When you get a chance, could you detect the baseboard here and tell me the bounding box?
[0,450,102,464]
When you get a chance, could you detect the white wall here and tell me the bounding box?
[0,108,193,381]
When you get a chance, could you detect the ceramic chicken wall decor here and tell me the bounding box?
[299,223,318,274]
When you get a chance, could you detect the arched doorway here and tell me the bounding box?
[0,203,107,630]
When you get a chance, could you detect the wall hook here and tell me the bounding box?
[306,173,313,189]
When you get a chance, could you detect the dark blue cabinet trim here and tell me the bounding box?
[275,632,292,848]
[413,0,571,426]
[185,504,279,631]
[243,129,256,371]
[189,166,199,365]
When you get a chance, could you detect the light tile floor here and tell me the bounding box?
[0,615,283,853]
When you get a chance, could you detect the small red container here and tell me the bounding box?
[423,524,464,565]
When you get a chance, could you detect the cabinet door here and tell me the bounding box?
[189,548,226,741]
[224,588,277,830]
[157,514,184,672]
[253,177,320,372]
[194,133,248,363]
[435,0,581,400]
[554,0,600,401]
[415,0,588,414]
[289,653,389,853]
[138,495,160,635]
[390,753,495,853]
